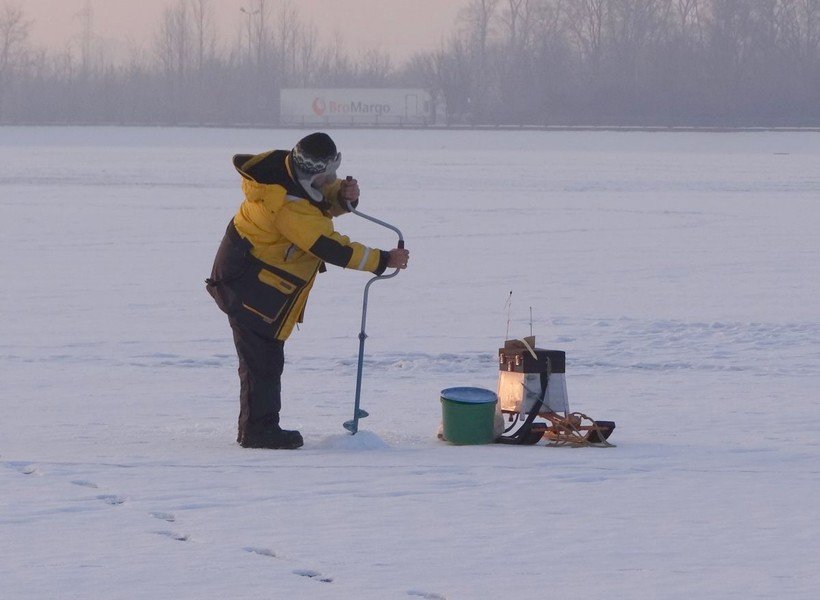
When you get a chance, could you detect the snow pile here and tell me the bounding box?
[313,431,391,451]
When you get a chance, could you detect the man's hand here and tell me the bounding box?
[340,177,360,211]
[387,247,410,269]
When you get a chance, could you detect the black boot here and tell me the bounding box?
[239,422,303,449]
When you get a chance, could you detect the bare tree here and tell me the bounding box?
[0,2,30,120]
[708,0,754,73]
[778,0,820,68]
[495,0,540,122]
[532,0,567,51]
[273,0,300,83]
[673,0,706,36]
[565,0,609,75]
[74,0,93,77]
[294,21,320,86]
[500,0,522,49]
[607,0,666,113]
[189,0,216,74]
[457,0,501,121]
[461,0,500,51]
[437,38,476,123]
[238,0,270,70]
[400,51,442,120]
[155,0,192,80]
[326,30,354,84]
[151,0,195,122]
[0,2,29,79]
[356,48,392,85]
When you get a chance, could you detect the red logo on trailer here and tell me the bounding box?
[312,97,326,116]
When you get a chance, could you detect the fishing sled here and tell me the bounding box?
[495,338,616,447]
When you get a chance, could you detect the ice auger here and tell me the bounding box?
[342,187,405,435]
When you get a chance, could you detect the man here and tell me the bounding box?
[206,133,409,449]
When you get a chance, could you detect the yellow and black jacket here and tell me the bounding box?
[207,150,389,340]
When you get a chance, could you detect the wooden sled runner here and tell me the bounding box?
[499,411,616,447]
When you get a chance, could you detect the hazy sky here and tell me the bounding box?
[21,0,466,63]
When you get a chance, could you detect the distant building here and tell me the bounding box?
[280,88,433,126]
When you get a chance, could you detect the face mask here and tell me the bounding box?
[296,153,342,203]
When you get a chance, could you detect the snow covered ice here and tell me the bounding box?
[1,127,819,599]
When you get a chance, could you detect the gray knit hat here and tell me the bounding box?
[291,132,340,175]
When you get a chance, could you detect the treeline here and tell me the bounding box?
[1,0,819,127]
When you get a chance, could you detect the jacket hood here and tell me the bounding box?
[233,151,290,183]
[233,150,331,210]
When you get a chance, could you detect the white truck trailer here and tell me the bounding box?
[280,88,433,126]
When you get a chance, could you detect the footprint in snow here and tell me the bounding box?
[151,511,176,523]
[155,530,189,542]
[408,591,447,600]
[97,494,126,506]
[293,569,333,583]
[71,480,99,488]
[242,547,330,583]
[244,547,276,558]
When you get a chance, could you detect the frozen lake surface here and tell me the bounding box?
[1,127,819,599]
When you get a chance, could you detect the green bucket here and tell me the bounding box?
[440,387,498,445]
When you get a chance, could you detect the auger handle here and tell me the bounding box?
[343,176,404,255]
